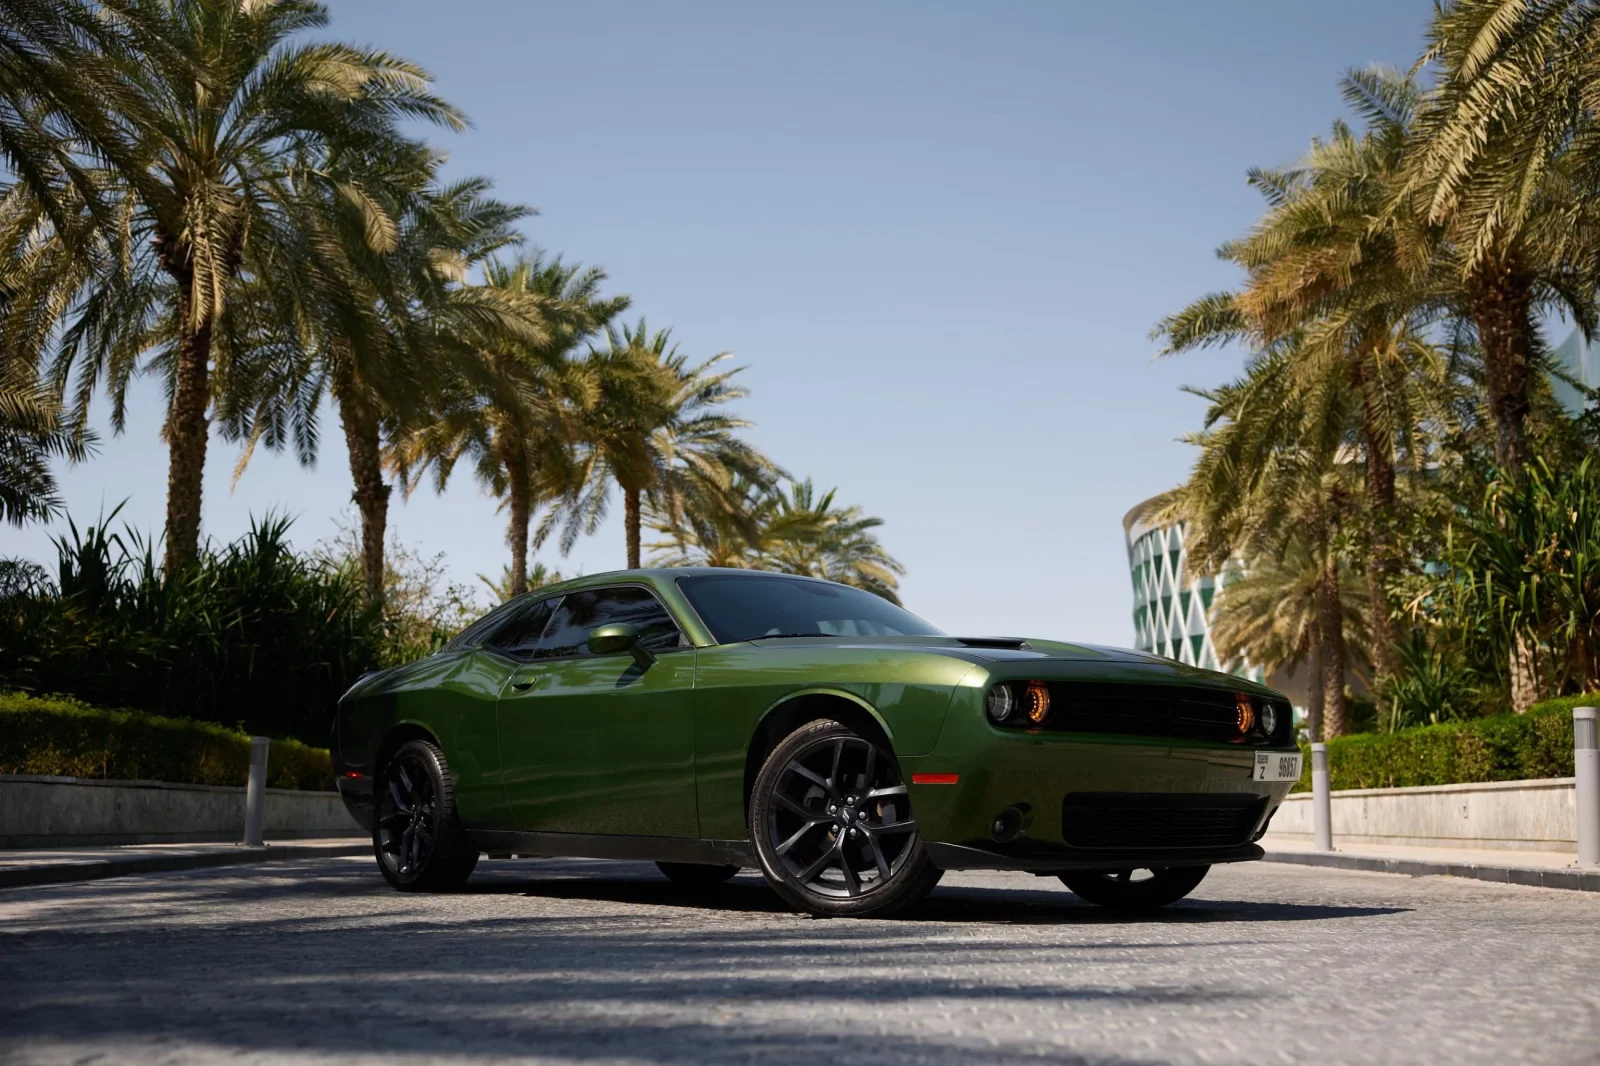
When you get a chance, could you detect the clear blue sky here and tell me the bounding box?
[9,0,1438,643]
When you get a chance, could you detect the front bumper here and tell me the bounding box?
[337,775,375,832]
[899,692,1297,872]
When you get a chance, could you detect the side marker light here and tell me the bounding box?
[911,773,960,785]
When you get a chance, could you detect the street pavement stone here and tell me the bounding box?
[0,856,1596,1065]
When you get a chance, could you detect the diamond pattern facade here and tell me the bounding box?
[1123,502,1260,682]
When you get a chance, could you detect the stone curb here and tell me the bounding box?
[0,842,370,890]
[1264,849,1600,892]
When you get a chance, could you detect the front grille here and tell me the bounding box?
[1061,792,1266,849]
[1041,682,1289,745]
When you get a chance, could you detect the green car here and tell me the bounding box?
[333,568,1302,917]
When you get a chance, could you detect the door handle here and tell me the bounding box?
[510,680,535,692]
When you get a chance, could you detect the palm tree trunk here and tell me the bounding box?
[1352,348,1404,687]
[1304,624,1325,743]
[338,392,390,606]
[1467,256,1535,480]
[1313,513,1349,737]
[1468,254,1541,709]
[162,282,212,578]
[625,486,642,569]
[503,437,530,599]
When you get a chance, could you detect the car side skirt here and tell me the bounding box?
[469,830,755,867]
[925,841,1264,873]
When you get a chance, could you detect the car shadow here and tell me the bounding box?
[463,860,1409,924]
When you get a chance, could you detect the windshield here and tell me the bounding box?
[676,574,944,644]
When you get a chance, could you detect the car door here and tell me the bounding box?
[495,585,699,838]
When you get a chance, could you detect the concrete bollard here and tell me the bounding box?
[1311,742,1332,852]
[1576,707,1598,868]
[243,736,269,848]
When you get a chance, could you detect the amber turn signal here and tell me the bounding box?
[1023,681,1052,725]
[1234,693,1255,735]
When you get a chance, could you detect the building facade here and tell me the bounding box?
[1122,499,1260,682]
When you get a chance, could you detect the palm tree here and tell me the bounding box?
[1156,67,1451,691]
[648,476,907,601]
[1400,0,1600,481]
[392,254,628,599]
[223,141,534,604]
[575,320,778,569]
[1160,343,1364,738]
[0,356,91,524]
[12,0,465,576]
[1208,536,1370,739]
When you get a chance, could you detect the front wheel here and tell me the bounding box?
[374,739,479,892]
[749,719,942,918]
[1058,865,1209,911]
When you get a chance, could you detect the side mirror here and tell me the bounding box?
[586,623,657,669]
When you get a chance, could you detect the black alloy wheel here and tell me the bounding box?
[656,861,740,885]
[750,719,942,917]
[1058,865,1210,911]
[374,739,478,892]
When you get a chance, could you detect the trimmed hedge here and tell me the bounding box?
[1291,692,1597,792]
[0,691,334,790]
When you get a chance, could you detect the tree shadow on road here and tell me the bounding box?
[463,860,1409,925]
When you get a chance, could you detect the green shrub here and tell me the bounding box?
[0,691,333,790]
[1290,691,1596,792]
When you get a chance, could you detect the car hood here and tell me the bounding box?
[744,635,1280,696]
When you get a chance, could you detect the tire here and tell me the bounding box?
[373,739,479,892]
[656,861,740,885]
[1058,865,1210,911]
[749,718,943,918]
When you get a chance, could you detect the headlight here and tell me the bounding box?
[1259,702,1278,737]
[985,684,1015,723]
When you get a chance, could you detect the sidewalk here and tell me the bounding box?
[1264,838,1600,892]
[0,838,369,890]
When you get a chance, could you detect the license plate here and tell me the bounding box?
[1253,751,1302,782]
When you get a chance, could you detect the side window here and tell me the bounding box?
[534,587,684,659]
[483,598,558,659]
[444,598,526,652]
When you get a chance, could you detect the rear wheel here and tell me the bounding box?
[1058,865,1209,911]
[374,739,479,892]
[656,861,739,885]
[749,719,942,918]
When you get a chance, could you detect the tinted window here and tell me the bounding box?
[483,599,558,658]
[445,597,534,652]
[535,587,684,658]
[676,574,942,644]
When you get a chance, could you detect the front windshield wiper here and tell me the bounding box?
[752,632,835,639]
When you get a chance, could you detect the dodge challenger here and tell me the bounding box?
[332,567,1302,917]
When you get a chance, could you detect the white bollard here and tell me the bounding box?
[1311,742,1333,852]
[1576,707,1598,868]
[243,736,269,848]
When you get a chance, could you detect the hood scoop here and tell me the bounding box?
[954,636,1032,650]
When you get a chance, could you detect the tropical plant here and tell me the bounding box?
[569,320,778,569]
[6,0,466,575]
[1156,67,1455,690]
[0,356,91,524]
[225,140,533,603]
[391,253,627,599]
[648,476,906,601]
[1378,631,1483,730]
[1158,343,1364,738]
[1400,0,1600,481]
[1405,458,1600,703]
[0,510,387,743]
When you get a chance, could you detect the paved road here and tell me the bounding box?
[0,856,1596,1066]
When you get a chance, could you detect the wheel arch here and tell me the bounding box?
[373,721,441,779]
[742,689,896,818]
